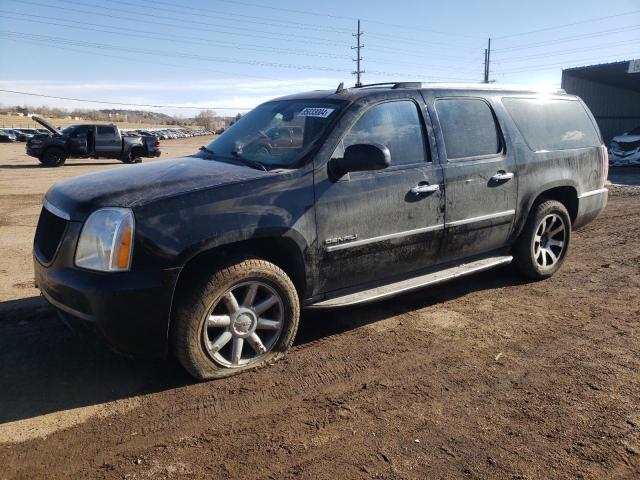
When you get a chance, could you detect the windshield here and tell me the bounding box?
[628,126,640,136]
[196,99,346,168]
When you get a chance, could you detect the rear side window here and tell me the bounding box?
[435,98,501,159]
[502,98,600,151]
[335,100,427,166]
[97,126,116,136]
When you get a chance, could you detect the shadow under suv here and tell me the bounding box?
[33,82,608,380]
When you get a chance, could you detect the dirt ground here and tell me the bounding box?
[0,140,639,479]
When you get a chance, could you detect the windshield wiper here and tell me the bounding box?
[230,151,268,171]
[199,145,216,158]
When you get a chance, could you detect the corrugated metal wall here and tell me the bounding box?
[561,72,640,144]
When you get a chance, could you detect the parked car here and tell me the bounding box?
[3,128,29,141]
[26,116,161,166]
[0,129,17,142]
[33,82,608,380]
[609,126,640,166]
[122,130,161,158]
[17,128,40,137]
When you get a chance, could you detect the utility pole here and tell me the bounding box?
[483,37,492,83]
[352,19,364,87]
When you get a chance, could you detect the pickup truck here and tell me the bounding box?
[33,82,608,380]
[26,116,161,167]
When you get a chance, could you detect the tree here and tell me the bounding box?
[195,109,217,130]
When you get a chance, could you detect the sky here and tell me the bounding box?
[0,0,639,116]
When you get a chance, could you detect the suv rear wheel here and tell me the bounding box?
[513,200,571,280]
[39,148,66,167]
[171,258,300,380]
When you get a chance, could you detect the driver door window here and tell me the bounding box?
[333,100,428,167]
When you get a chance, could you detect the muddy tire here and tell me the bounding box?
[171,258,300,380]
[122,149,143,164]
[513,200,571,280]
[39,148,66,167]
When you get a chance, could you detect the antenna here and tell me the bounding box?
[351,19,364,87]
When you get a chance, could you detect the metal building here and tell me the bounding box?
[561,60,640,144]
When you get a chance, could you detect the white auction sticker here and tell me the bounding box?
[298,107,335,118]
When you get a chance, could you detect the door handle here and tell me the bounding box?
[491,171,514,181]
[411,184,440,194]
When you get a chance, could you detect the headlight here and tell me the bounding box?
[75,208,135,271]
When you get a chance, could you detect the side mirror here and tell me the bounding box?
[329,143,390,179]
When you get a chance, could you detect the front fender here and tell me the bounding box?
[131,169,317,272]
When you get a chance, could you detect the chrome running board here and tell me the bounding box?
[307,255,513,309]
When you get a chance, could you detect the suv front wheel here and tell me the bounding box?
[513,200,571,280]
[171,258,300,380]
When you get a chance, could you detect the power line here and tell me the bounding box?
[1,30,479,83]
[494,8,640,39]
[4,35,277,80]
[198,0,482,39]
[128,0,353,34]
[6,13,478,73]
[365,32,480,51]
[494,24,640,52]
[56,0,350,44]
[11,0,351,47]
[0,12,350,60]
[495,39,639,64]
[0,89,252,110]
[0,31,353,73]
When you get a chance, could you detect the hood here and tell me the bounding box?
[31,115,61,135]
[45,156,270,220]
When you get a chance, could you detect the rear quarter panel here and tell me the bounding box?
[495,95,606,240]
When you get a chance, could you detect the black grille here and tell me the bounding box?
[34,207,68,263]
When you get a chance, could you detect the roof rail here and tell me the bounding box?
[354,82,422,90]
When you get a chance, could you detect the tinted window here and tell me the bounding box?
[97,126,116,136]
[71,126,89,137]
[334,100,426,166]
[502,98,600,151]
[435,98,501,159]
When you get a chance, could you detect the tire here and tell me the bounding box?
[513,200,571,280]
[122,149,143,164]
[171,258,300,380]
[39,148,66,167]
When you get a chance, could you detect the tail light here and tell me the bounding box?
[598,144,608,188]
[154,140,160,147]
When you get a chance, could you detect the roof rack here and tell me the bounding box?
[355,82,422,89]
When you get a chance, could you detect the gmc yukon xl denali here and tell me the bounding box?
[33,82,608,380]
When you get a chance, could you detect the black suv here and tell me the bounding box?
[33,82,608,380]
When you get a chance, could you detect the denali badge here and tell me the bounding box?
[324,234,358,246]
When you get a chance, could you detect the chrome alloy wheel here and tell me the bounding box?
[533,213,566,269]
[202,281,284,368]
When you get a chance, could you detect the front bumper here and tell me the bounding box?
[26,144,44,157]
[34,221,181,357]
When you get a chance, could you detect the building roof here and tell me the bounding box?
[563,60,640,93]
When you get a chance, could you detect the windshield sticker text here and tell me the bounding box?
[298,107,335,118]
